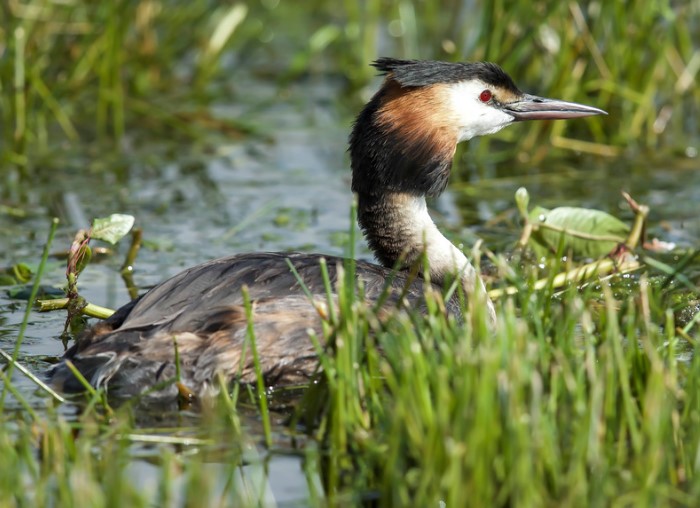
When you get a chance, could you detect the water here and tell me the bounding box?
[1,67,698,504]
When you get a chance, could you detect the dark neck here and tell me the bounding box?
[355,191,473,284]
[356,192,420,269]
[354,189,494,322]
[350,80,460,276]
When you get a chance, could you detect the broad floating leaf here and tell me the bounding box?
[529,206,630,259]
[8,285,64,300]
[91,214,135,245]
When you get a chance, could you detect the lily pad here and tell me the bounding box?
[91,214,135,245]
[529,206,630,259]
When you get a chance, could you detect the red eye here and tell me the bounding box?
[479,90,492,102]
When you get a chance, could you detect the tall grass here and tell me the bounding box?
[1,0,697,173]
[1,1,699,506]
[5,253,696,506]
[472,1,700,155]
[301,261,700,506]
[0,0,258,171]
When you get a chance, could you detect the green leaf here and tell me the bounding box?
[8,285,64,300]
[0,274,17,286]
[529,206,630,259]
[91,214,135,245]
[12,263,33,284]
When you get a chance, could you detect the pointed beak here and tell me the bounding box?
[503,94,607,121]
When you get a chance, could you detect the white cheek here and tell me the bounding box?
[447,81,515,141]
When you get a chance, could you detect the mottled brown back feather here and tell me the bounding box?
[49,252,460,401]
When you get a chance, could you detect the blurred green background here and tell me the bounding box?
[0,4,699,506]
[1,0,698,175]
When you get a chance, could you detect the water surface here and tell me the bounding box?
[0,65,698,505]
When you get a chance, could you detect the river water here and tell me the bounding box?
[0,67,698,505]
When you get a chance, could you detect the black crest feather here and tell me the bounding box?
[372,57,520,94]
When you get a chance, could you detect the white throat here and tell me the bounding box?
[403,196,493,317]
[405,196,472,280]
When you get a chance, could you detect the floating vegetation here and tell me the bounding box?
[0,1,698,506]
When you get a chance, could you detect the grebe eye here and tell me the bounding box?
[479,90,492,102]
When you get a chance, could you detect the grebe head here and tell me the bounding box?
[349,58,606,319]
[350,57,606,198]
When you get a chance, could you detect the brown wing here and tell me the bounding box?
[49,252,459,401]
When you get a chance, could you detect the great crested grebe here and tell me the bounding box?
[49,58,605,400]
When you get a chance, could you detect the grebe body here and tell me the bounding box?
[49,58,605,400]
[50,252,456,398]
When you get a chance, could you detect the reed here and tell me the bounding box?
[0,1,698,506]
[1,0,696,172]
